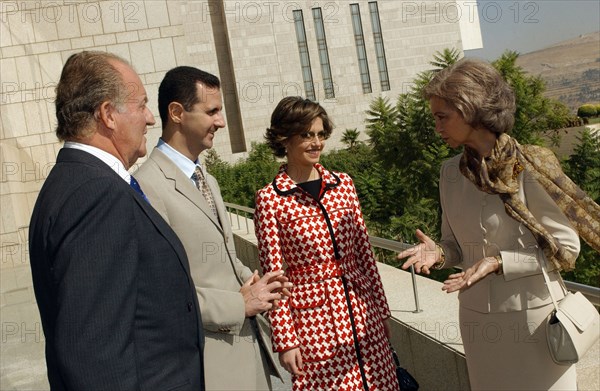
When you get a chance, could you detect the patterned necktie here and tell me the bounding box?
[192,165,218,218]
[130,175,150,204]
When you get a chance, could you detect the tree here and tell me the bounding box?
[204,148,229,173]
[207,143,279,208]
[362,50,458,241]
[577,104,598,118]
[365,96,398,152]
[493,51,572,146]
[319,143,387,228]
[341,128,361,150]
[429,48,461,70]
[565,128,600,201]
[561,128,600,286]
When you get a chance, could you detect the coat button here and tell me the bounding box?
[187,302,193,312]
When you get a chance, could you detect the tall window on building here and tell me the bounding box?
[369,1,390,91]
[312,8,335,99]
[350,4,372,93]
[293,10,316,101]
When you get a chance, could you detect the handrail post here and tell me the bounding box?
[410,265,423,313]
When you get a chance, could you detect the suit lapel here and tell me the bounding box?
[150,149,224,232]
[205,174,232,242]
[131,191,193,276]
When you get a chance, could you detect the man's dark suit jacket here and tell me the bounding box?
[29,148,205,390]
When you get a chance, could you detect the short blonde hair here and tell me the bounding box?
[423,58,516,134]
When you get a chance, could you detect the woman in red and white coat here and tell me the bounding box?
[254,97,399,390]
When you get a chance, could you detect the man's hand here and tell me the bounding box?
[240,270,292,317]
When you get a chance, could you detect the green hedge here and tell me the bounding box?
[577,104,598,118]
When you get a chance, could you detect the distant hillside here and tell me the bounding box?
[516,31,600,112]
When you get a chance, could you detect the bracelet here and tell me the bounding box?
[495,255,503,275]
[432,244,446,270]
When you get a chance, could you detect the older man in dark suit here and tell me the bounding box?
[29,51,205,390]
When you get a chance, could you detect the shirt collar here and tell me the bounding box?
[63,141,131,183]
[157,138,199,180]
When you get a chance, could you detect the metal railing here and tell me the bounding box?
[565,281,600,307]
[368,236,423,312]
[224,202,254,234]
[224,202,600,309]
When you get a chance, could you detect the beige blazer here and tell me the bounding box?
[136,148,280,390]
[438,154,580,313]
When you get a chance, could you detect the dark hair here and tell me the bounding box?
[55,51,129,141]
[265,96,334,157]
[158,66,221,128]
[423,58,516,134]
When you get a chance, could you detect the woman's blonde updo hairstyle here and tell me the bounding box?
[423,58,516,134]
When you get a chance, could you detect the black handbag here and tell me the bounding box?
[390,343,419,391]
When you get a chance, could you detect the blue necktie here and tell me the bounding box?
[130,175,150,204]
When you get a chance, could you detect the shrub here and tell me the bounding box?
[577,104,597,118]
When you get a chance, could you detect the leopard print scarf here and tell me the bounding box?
[460,133,600,271]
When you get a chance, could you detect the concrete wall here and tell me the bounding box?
[389,318,471,391]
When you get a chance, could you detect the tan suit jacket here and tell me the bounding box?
[438,154,580,313]
[136,148,280,390]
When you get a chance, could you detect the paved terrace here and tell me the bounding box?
[1,211,598,390]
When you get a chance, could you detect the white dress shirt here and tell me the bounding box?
[63,141,132,183]
[156,138,203,185]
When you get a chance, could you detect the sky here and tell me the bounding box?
[464,0,600,60]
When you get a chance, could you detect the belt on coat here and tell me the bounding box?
[286,257,361,285]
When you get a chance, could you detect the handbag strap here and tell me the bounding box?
[539,257,559,312]
[389,342,401,366]
[538,255,569,312]
[520,170,568,312]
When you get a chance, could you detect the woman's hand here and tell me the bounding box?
[279,347,305,376]
[397,229,441,275]
[442,257,500,293]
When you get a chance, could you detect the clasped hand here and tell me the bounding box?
[241,270,292,317]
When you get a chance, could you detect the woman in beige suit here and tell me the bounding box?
[398,58,600,390]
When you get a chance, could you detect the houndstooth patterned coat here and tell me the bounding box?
[254,164,399,390]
